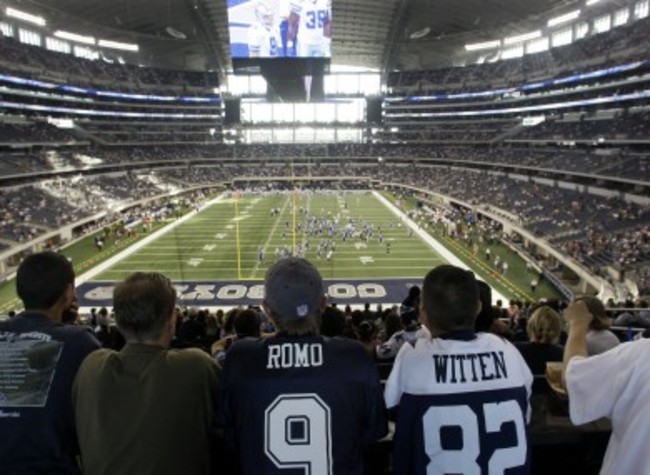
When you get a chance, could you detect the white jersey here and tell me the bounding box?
[566,338,650,475]
[291,0,329,45]
[385,332,533,475]
[375,325,430,360]
[247,24,282,57]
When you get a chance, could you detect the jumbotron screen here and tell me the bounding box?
[227,0,332,59]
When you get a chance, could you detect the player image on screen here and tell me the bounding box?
[288,0,332,58]
[248,1,283,57]
[227,0,331,59]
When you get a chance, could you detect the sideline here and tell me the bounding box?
[372,191,508,303]
[76,194,226,286]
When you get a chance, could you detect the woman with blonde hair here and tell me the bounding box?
[515,305,564,375]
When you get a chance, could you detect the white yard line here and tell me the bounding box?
[76,194,226,285]
[372,191,507,303]
[247,194,292,278]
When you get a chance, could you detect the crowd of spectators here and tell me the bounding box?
[388,17,650,93]
[0,122,79,144]
[1,142,648,183]
[0,173,182,248]
[0,155,647,278]
[514,111,650,142]
[0,36,218,95]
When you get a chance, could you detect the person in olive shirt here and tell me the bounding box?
[73,272,220,475]
[0,252,100,475]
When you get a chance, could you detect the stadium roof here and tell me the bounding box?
[17,0,603,75]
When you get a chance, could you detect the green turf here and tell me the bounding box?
[0,220,168,316]
[0,189,563,315]
[93,191,446,281]
[381,192,563,303]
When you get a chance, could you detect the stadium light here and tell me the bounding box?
[547,10,581,27]
[6,7,46,26]
[586,0,601,6]
[464,40,501,51]
[54,30,95,45]
[98,39,139,52]
[503,30,542,45]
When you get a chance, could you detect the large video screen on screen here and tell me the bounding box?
[227,0,332,59]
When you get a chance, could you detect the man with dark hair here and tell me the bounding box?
[219,257,387,474]
[0,251,100,474]
[73,272,220,475]
[385,264,532,475]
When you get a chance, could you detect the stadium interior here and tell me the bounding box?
[0,0,649,471]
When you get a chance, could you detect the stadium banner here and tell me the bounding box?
[77,278,421,308]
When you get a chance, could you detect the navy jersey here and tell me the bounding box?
[385,333,532,475]
[219,333,388,475]
[0,312,100,474]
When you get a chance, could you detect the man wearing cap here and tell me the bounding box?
[219,257,387,474]
[384,265,532,474]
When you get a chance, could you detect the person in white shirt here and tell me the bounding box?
[563,299,650,475]
[288,0,331,57]
[248,1,282,57]
[385,265,532,474]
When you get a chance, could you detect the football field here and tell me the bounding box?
[91,190,445,282]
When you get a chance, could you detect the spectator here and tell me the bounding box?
[219,258,387,474]
[563,299,650,475]
[0,252,100,474]
[385,265,532,474]
[515,306,564,375]
[357,320,380,359]
[375,308,430,360]
[72,272,220,475]
[474,280,513,339]
[94,307,125,351]
[211,308,263,366]
[579,296,620,355]
[400,285,421,315]
[320,304,346,337]
[613,299,650,328]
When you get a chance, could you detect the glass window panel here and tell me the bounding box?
[613,8,630,26]
[241,103,253,123]
[18,28,40,46]
[339,75,360,94]
[526,37,549,54]
[593,14,611,33]
[295,127,315,143]
[337,128,362,143]
[502,45,524,59]
[360,74,381,95]
[324,75,338,95]
[315,128,335,142]
[273,104,293,123]
[316,103,336,123]
[634,0,649,19]
[273,129,294,143]
[0,22,14,38]
[45,37,71,54]
[250,75,267,94]
[574,22,589,40]
[256,104,273,123]
[295,104,315,123]
[228,75,250,95]
[551,28,573,47]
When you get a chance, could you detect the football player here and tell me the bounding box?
[288,0,331,57]
[248,1,282,57]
